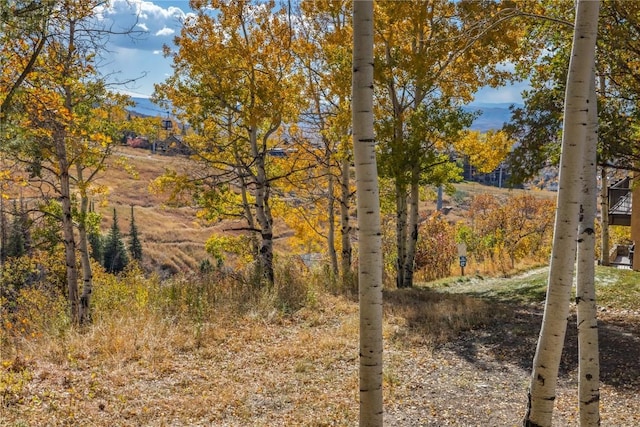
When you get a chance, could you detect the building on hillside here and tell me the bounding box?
[609,176,632,227]
[125,135,152,149]
[154,135,192,156]
[461,160,515,188]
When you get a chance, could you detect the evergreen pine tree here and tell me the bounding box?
[6,201,26,258]
[128,205,143,262]
[87,201,103,263]
[88,230,103,264]
[103,208,128,273]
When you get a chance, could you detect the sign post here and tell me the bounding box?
[457,243,467,277]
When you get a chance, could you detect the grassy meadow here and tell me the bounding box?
[2,145,639,425]
[1,261,639,425]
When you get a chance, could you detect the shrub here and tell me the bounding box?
[414,212,457,282]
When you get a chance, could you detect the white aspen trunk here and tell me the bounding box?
[403,174,420,287]
[599,168,610,266]
[76,165,94,325]
[327,160,339,275]
[353,2,383,425]
[576,73,600,427]
[340,157,353,281]
[395,184,408,288]
[54,130,79,325]
[250,126,274,284]
[524,2,600,426]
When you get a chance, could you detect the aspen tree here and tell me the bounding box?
[576,75,600,427]
[353,1,383,425]
[523,1,600,425]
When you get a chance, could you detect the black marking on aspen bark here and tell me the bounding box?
[586,373,593,380]
[577,238,584,243]
[584,394,600,405]
[576,296,583,304]
[536,373,545,385]
[584,227,594,235]
[543,396,556,401]
[359,138,375,143]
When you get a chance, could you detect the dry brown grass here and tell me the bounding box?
[3,266,640,426]
[90,147,220,275]
[89,146,558,278]
[1,270,364,426]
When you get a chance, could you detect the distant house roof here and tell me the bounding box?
[156,135,192,156]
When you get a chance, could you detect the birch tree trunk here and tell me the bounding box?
[395,184,408,288]
[576,74,600,427]
[340,157,353,283]
[599,168,610,266]
[327,158,339,275]
[249,126,275,284]
[353,1,383,425]
[403,173,420,287]
[54,129,79,325]
[76,164,94,325]
[523,1,600,426]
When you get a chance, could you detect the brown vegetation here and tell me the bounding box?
[4,146,636,426]
[2,266,639,425]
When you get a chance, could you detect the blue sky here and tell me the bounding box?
[98,0,526,105]
[98,0,192,98]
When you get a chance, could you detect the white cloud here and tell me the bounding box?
[155,27,175,37]
[473,80,529,105]
[97,0,191,52]
[96,1,192,97]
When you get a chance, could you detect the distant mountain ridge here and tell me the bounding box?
[128,97,518,132]
[128,97,170,118]
[464,103,520,132]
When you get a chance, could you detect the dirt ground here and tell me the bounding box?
[2,285,639,426]
[385,301,640,426]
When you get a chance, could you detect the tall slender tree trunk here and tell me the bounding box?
[576,74,600,427]
[599,167,610,266]
[403,172,420,287]
[395,183,408,288]
[327,158,339,275]
[54,130,79,324]
[353,1,383,425]
[523,2,600,426]
[340,156,353,281]
[76,164,94,325]
[251,127,275,284]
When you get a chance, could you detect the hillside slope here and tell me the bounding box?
[95,145,555,276]
[95,146,217,276]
